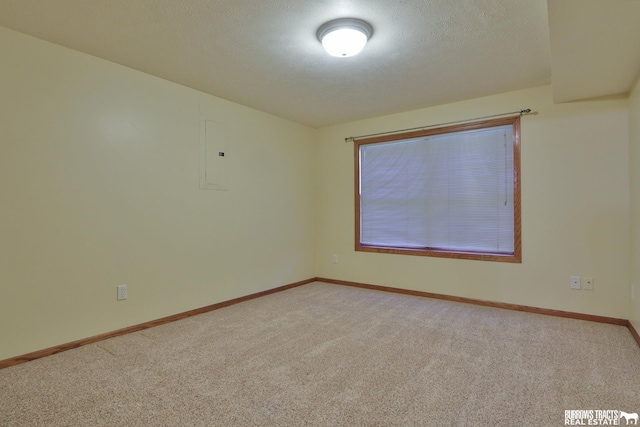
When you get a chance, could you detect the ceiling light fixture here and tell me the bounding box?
[317,18,373,58]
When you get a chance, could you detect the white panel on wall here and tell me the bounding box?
[200,119,229,190]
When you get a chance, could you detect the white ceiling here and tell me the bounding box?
[0,0,638,128]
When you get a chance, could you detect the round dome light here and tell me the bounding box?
[317,18,373,58]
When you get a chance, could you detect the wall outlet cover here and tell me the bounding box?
[570,276,581,290]
[117,284,128,301]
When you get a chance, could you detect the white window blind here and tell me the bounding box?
[359,124,515,254]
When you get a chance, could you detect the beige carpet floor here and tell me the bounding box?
[1,282,639,426]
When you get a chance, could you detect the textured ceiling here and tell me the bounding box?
[0,1,636,128]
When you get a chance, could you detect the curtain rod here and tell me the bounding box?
[344,109,532,142]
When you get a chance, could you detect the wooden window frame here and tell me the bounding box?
[354,116,521,263]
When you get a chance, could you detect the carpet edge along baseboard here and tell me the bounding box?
[1,276,637,369]
[629,321,640,347]
[0,278,316,370]
[317,277,638,347]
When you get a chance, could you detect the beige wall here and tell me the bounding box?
[1,24,637,362]
[0,27,316,361]
[316,85,631,319]
[630,77,640,331]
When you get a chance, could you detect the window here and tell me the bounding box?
[355,116,521,263]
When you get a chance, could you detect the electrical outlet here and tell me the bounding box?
[117,284,128,301]
[332,254,338,264]
[633,285,636,301]
[570,276,581,290]
[582,277,593,291]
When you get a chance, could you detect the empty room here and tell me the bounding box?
[1,0,640,425]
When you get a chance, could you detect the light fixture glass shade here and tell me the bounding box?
[317,18,373,58]
[321,28,368,57]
